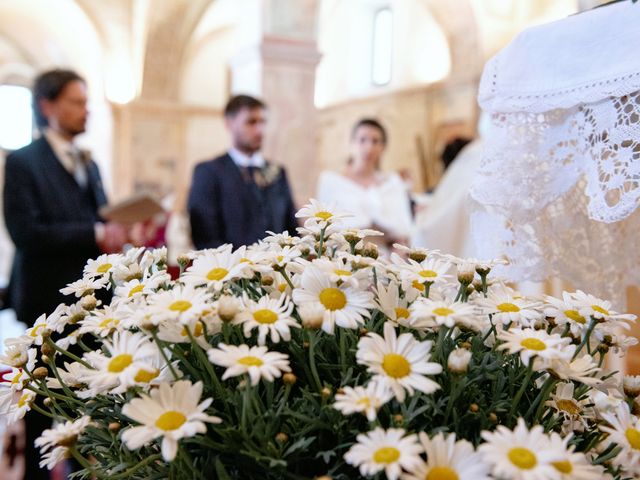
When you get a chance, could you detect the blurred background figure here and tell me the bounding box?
[317,118,412,253]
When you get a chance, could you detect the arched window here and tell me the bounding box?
[0,84,33,151]
[371,7,393,86]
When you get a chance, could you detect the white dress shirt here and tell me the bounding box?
[43,128,88,188]
[228,147,266,169]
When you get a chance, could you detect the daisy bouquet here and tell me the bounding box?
[1,200,639,479]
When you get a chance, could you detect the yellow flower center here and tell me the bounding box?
[626,428,640,450]
[426,466,460,480]
[253,309,278,324]
[30,324,46,337]
[315,211,333,221]
[240,257,252,264]
[508,447,537,470]
[395,307,410,319]
[97,263,112,273]
[18,393,30,408]
[412,280,425,292]
[497,302,520,313]
[419,270,437,279]
[356,397,372,408]
[552,460,573,474]
[108,354,133,373]
[181,321,204,337]
[169,300,192,312]
[277,255,284,263]
[563,309,586,324]
[433,307,454,316]
[238,356,264,367]
[556,399,581,415]
[520,338,547,351]
[134,368,160,383]
[99,318,119,329]
[372,446,400,464]
[11,371,23,385]
[591,305,609,316]
[278,284,287,293]
[207,267,229,281]
[319,288,347,311]
[128,284,145,297]
[334,269,351,276]
[382,353,411,378]
[155,411,186,431]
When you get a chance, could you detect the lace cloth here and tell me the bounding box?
[470,1,640,307]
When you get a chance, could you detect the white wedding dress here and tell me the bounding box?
[316,170,413,242]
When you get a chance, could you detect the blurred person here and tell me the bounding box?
[188,94,298,248]
[316,118,412,252]
[2,68,128,479]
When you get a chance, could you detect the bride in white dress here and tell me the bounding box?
[316,118,413,252]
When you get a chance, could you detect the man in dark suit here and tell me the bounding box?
[3,69,127,479]
[188,95,299,249]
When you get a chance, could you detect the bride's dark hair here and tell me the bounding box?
[348,118,388,168]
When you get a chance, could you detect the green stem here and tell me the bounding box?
[509,361,534,421]
[525,375,557,421]
[29,401,55,419]
[307,330,323,392]
[339,328,347,374]
[70,446,100,477]
[150,330,180,380]
[572,317,598,360]
[185,325,223,398]
[48,339,93,369]
[100,453,163,480]
[278,267,296,290]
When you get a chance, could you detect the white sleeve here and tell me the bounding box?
[373,174,413,239]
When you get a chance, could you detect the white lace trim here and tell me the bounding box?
[470,90,640,307]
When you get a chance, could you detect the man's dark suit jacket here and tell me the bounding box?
[188,153,298,249]
[3,136,107,326]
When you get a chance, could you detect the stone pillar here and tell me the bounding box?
[229,0,321,206]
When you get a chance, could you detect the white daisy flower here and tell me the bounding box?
[83,253,123,279]
[356,322,443,401]
[60,276,109,297]
[571,290,636,325]
[547,355,602,386]
[344,427,422,480]
[182,245,252,289]
[375,281,412,325]
[46,361,90,390]
[479,418,564,480]
[207,343,291,386]
[390,253,453,294]
[113,271,171,304]
[79,331,165,397]
[623,375,640,398]
[295,198,352,228]
[234,294,298,345]
[401,431,490,480]
[599,402,640,469]
[121,380,221,461]
[545,383,592,433]
[497,328,573,367]
[547,432,605,479]
[447,348,472,373]
[0,388,36,423]
[146,284,212,326]
[0,337,36,368]
[292,265,374,335]
[333,381,393,421]
[544,293,590,336]
[157,316,217,348]
[312,257,370,288]
[476,286,543,327]
[409,298,477,329]
[79,304,131,337]
[25,314,51,346]
[3,367,29,391]
[35,416,92,470]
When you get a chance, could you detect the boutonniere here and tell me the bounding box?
[254,164,282,188]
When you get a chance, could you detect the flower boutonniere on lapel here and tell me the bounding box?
[254,164,282,188]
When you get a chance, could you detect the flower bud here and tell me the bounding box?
[261,275,274,286]
[33,366,49,379]
[218,295,240,322]
[393,414,404,424]
[43,397,53,407]
[448,349,472,373]
[457,263,475,285]
[283,373,297,386]
[41,354,51,364]
[408,251,427,263]
[488,412,498,423]
[321,387,332,399]
[275,432,288,443]
[41,343,55,357]
[623,375,640,398]
[362,242,379,259]
[299,304,324,330]
[470,403,479,412]
[177,254,191,268]
[632,396,640,416]
[316,476,332,480]
[80,294,97,311]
